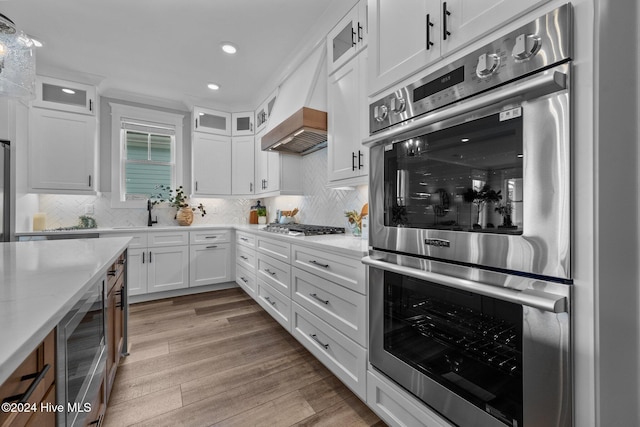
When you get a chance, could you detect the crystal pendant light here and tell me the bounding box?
[0,13,36,99]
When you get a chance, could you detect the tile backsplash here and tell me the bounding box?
[31,148,368,230]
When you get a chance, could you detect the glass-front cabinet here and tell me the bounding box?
[327,0,367,74]
[255,89,278,134]
[34,76,96,115]
[193,107,231,136]
[232,111,254,136]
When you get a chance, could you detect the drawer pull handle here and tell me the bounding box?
[309,260,329,268]
[240,277,248,283]
[240,237,249,242]
[264,268,276,276]
[309,293,330,305]
[310,334,329,350]
[264,296,276,306]
[205,236,217,239]
[206,245,218,249]
[107,269,117,276]
[2,364,51,404]
[240,256,249,260]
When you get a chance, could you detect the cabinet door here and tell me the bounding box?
[254,129,279,194]
[328,52,368,182]
[232,111,254,136]
[254,89,278,134]
[29,108,96,193]
[231,136,255,195]
[190,243,231,287]
[193,107,231,136]
[368,0,440,96]
[327,2,367,74]
[34,76,96,115]
[443,0,549,54]
[148,246,189,293]
[192,133,231,196]
[127,248,148,296]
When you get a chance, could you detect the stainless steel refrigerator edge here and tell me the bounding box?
[0,140,9,242]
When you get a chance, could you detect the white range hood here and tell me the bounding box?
[261,43,328,155]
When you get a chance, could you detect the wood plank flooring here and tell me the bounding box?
[103,287,385,427]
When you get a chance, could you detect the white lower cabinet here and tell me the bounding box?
[126,248,148,295]
[292,303,366,399]
[256,252,291,297]
[257,278,291,331]
[148,245,190,292]
[190,243,231,287]
[367,369,454,427]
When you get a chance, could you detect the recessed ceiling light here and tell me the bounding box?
[62,88,75,94]
[221,42,237,54]
[461,138,470,142]
[207,83,220,91]
[517,154,524,158]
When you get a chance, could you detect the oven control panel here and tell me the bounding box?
[369,4,571,134]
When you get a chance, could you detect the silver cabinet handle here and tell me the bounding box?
[309,260,329,269]
[309,293,329,305]
[264,296,276,306]
[206,245,218,249]
[310,334,329,349]
[264,268,276,276]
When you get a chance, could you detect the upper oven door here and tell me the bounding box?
[367,64,570,279]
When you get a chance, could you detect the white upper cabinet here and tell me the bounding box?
[327,1,368,75]
[34,76,96,115]
[367,0,549,96]
[368,0,440,96]
[29,108,97,194]
[255,89,278,134]
[193,107,231,136]
[232,111,254,136]
[192,133,231,196]
[232,136,255,196]
[328,49,368,186]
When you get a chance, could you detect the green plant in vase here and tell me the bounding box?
[151,185,206,225]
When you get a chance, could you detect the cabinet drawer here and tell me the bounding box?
[0,329,55,427]
[236,264,257,297]
[292,244,365,294]
[190,229,231,244]
[257,236,291,263]
[367,369,454,427]
[236,245,256,271]
[257,252,291,297]
[123,232,148,249]
[292,303,366,399]
[148,231,189,247]
[292,267,366,346]
[236,231,256,249]
[257,279,291,331]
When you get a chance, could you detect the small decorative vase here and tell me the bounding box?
[258,216,267,224]
[176,207,194,226]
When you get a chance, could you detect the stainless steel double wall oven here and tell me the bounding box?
[364,5,573,427]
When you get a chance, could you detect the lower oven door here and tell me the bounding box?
[365,255,571,427]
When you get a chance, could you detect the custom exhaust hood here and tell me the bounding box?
[261,44,327,155]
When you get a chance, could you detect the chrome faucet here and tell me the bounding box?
[147,199,157,227]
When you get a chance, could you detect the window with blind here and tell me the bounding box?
[122,122,175,200]
[109,103,184,208]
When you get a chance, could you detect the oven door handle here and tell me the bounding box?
[363,68,567,148]
[362,256,568,313]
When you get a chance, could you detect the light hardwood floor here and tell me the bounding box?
[103,287,385,427]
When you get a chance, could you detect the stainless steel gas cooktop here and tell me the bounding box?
[263,223,345,236]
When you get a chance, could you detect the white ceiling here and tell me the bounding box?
[0,0,354,111]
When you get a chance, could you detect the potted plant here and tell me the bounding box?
[151,185,206,226]
[463,184,502,228]
[495,201,516,228]
[256,206,267,224]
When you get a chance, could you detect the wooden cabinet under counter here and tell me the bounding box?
[0,329,56,427]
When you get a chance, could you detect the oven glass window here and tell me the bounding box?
[384,112,523,233]
[66,293,104,406]
[384,271,523,426]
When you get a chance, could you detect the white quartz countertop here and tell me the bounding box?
[0,237,131,385]
[17,224,369,258]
